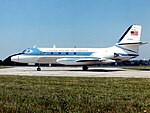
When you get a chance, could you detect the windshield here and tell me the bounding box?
[22,49,31,54]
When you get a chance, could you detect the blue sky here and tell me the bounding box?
[0,0,149,59]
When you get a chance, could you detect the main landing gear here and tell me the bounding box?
[37,64,41,71]
[82,66,88,71]
[37,67,41,71]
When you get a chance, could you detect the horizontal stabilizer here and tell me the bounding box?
[118,41,147,45]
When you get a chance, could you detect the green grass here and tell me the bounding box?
[123,66,150,71]
[0,66,12,69]
[0,76,150,113]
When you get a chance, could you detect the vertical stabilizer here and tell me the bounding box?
[116,25,146,53]
[117,25,141,44]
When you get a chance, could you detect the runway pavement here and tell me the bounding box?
[0,66,150,78]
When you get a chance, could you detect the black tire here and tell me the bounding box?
[82,66,88,71]
[37,67,41,71]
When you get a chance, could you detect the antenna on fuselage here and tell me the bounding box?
[53,45,56,48]
[33,45,36,48]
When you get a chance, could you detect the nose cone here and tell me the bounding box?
[11,55,19,62]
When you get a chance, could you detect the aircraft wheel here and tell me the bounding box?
[83,66,88,71]
[37,67,41,71]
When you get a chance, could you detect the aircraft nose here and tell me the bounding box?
[11,55,19,62]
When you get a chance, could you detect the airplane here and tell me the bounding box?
[11,25,147,71]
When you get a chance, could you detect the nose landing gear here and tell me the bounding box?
[37,64,41,71]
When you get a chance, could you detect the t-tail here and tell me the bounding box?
[115,25,147,54]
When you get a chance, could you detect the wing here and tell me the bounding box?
[37,57,115,65]
[75,58,100,62]
[56,57,101,65]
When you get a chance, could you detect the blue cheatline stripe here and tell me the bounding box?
[118,53,139,57]
[24,51,94,56]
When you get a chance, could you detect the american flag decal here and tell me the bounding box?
[131,31,138,36]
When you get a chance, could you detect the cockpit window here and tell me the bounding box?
[22,49,27,53]
[22,49,31,53]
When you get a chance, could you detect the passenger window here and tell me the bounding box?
[42,52,46,55]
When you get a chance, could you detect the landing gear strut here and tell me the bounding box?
[82,66,88,71]
[37,64,41,71]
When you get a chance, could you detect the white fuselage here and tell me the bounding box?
[10,25,146,71]
[11,45,138,65]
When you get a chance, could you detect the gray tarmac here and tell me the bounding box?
[0,66,150,78]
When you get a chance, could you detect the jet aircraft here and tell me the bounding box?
[11,25,146,71]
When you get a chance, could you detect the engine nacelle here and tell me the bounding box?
[92,50,114,59]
